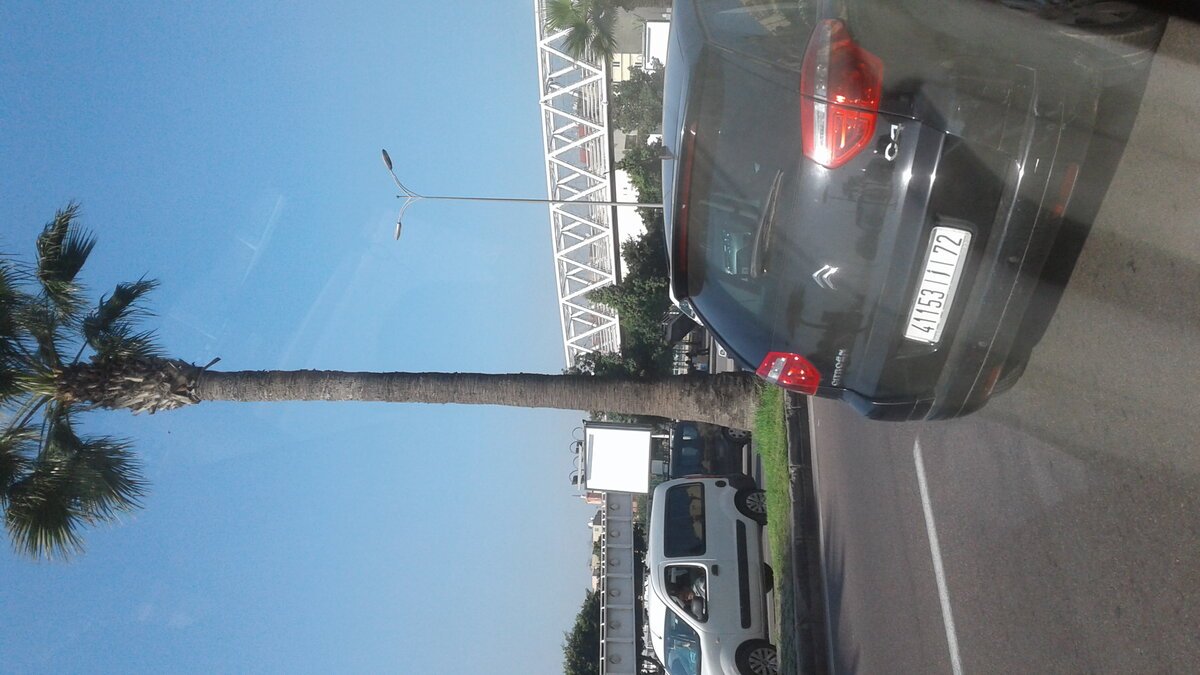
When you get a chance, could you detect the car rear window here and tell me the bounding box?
[680,51,796,364]
[663,483,706,557]
[696,0,815,64]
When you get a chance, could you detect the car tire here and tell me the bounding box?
[735,639,780,675]
[722,427,752,446]
[735,488,768,525]
[991,358,1028,397]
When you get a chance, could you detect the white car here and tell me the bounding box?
[645,476,778,675]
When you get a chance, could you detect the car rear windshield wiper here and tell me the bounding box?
[749,170,784,278]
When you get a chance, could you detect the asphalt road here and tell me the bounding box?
[810,17,1200,675]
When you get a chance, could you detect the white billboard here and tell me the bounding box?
[643,20,669,72]
[582,422,653,493]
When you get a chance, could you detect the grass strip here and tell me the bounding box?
[752,385,794,659]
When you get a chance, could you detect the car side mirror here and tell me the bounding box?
[690,597,707,622]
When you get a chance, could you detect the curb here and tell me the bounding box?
[784,392,830,675]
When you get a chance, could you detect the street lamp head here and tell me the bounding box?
[393,219,403,240]
[381,148,394,171]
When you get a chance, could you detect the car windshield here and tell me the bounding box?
[664,609,703,675]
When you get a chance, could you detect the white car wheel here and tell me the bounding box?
[736,640,779,675]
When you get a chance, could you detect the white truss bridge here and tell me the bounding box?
[533,0,623,367]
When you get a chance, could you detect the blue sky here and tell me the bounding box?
[1,2,598,672]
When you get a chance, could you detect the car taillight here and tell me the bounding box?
[800,19,884,169]
[756,352,822,396]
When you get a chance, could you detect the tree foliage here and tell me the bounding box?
[1,204,155,559]
[589,276,671,377]
[618,207,667,281]
[577,207,671,380]
[610,65,665,135]
[563,589,602,675]
[544,0,619,62]
[618,139,664,212]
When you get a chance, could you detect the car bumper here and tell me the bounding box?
[843,69,1097,421]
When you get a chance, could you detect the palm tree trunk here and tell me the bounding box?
[196,370,763,430]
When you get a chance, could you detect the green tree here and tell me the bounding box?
[610,65,665,135]
[562,589,602,675]
[544,0,619,62]
[576,211,671,380]
[618,139,664,214]
[0,205,761,559]
[588,277,672,376]
[615,207,667,281]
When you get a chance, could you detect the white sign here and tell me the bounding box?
[583,422,653,493]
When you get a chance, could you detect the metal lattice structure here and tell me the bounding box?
[533,0,622,367]
[599,492,638,675]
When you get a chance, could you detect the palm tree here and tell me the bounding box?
[543,0,619,63]
[1,205,762,559]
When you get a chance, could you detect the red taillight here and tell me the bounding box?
[800,19,884,169]
[756,352,822,396]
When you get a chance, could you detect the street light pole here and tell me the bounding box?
[381,148,664,240]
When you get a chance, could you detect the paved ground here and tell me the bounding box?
[801,17,1200,675]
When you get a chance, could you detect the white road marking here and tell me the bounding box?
[807,401,838,671]
[913,438,965,675]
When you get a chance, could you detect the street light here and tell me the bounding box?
[380,148,663,240]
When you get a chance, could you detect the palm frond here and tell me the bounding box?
[83,278,159,356]
[0,259,25,338]
[89,324,163,362]
[7,406,83,558]
[70,436,146,517]
[42,406,81,461]
[6,470,85,560]
[10,369,57,402]
[35,203,95,320]
[561,25,594,60]
[0,424,37,504]
[588,7,618,59]
[0,367,24,407]
[0,261,36,394]
[544,0,615,61]
[45,413,145,515]
[5,411,146,559]
[544,0,586,32]
[16,300,65,370]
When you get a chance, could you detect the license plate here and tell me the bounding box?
[904,226,972,344]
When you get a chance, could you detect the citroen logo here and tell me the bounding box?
[813,264,839,290]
